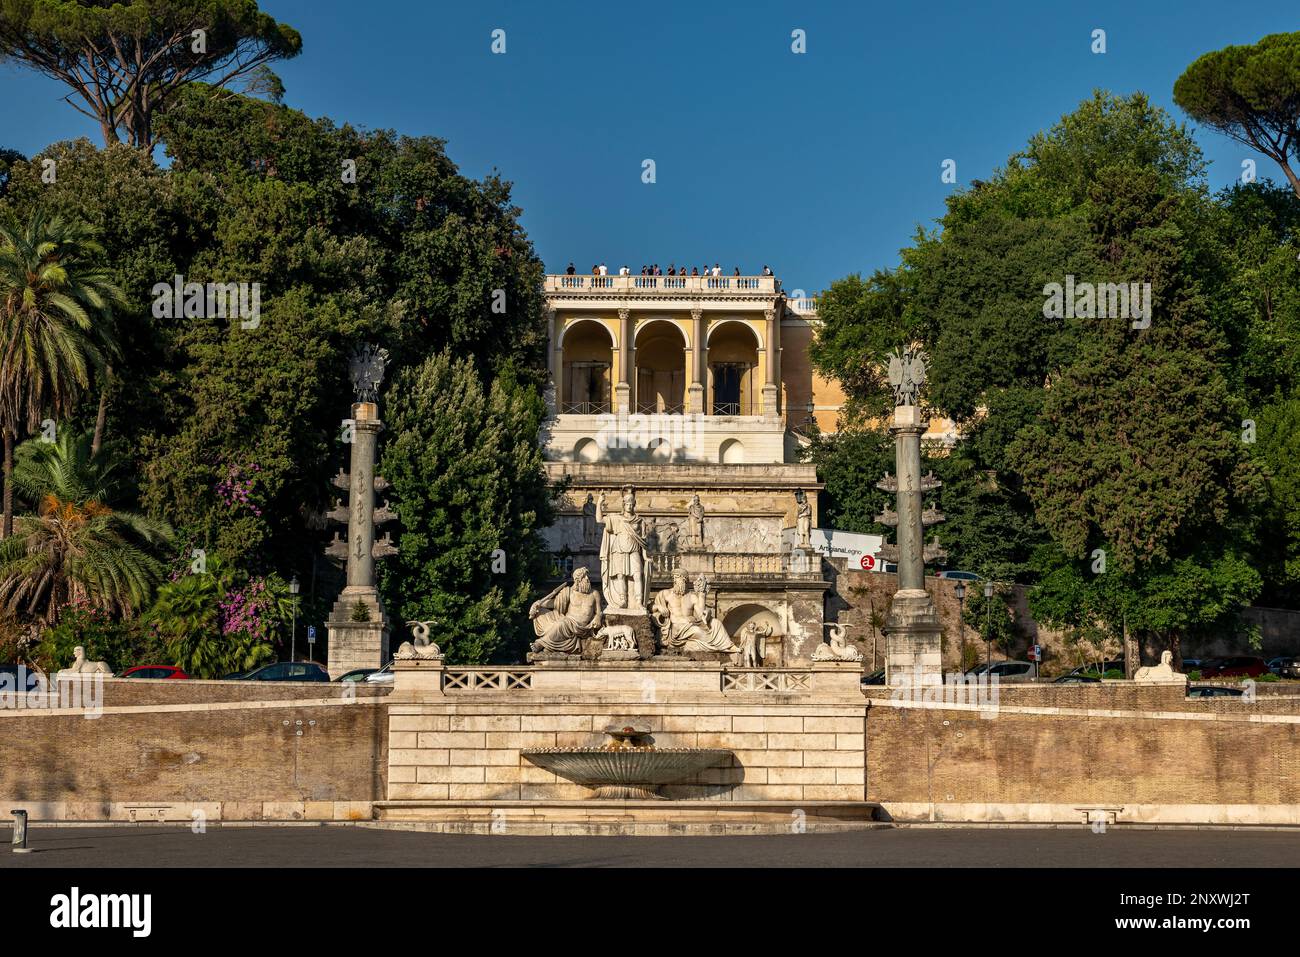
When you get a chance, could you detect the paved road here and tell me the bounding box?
[2,824,1297,867]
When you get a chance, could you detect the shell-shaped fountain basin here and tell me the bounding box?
[521,747,733,800]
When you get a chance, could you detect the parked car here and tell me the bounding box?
[1182,658,1202,671]
[983,660,1036,682]
[1198,656,1268,679]
[0,663,44,692]
[1054,674,1100,684]
[119,665,189,680]
[883,563,898,574]
[1067,661,1124,677]
[936,570,983,581]
[861,668,886,686]
[234,661,330,683]
[364,661,396,684]
[1265,657,1300,678]
[336,668,378,682]
[1188,685,1245,698]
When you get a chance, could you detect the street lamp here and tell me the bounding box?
[953,581,966,671]
[983,580,994,667]
[289,575,300,662]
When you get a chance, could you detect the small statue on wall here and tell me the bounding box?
[395,620,443,659]
[58,646,112,676]
[738,621,773,668]
[581,493,597,546]
[686,492,705,546]
[795,488,812,548]
[812,623,863,662]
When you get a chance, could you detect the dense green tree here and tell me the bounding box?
[810,92,1278,655]
[378,351,554,664]
[1175,32,1300,199]
[0,0,302,149]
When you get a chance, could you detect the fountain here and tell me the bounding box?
[521,722,732,800]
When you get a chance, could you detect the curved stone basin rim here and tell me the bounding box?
[521,747,733,800]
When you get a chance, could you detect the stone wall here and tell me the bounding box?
[864,684,1300,824]
[0,680,389,821]
[385,660,865,804]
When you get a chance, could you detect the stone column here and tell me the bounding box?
[615,308,632,414]
[883,404,942,686]
[688,307,706,415]
[327,400,391,678]
[546,308,560,413]
[762,307,779,417]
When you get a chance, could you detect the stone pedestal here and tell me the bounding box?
[882,589,942,686]
[326,586,390,679]
[606,610,657,660]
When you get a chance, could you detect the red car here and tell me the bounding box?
[1198,656,1268,679]
[119,665,190,680]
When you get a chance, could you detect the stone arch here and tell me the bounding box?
[560,320,615,414]
[719,438,745,464]
[557,316,617,350]
[573,437,601,462]
[706,318,762,350]
[634,319,688,413]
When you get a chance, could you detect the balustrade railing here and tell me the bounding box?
[649,551,822,578]
[546,275,779,295]
[442,669,532,692]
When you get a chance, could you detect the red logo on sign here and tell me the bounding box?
[860,555,876,570]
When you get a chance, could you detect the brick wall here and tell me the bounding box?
[0,682,389,818]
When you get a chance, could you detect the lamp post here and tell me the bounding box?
[953,581,966,672]
[983,580,994,666]
[289,575,300,662]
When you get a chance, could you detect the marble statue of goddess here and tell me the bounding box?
[597,487,650,611]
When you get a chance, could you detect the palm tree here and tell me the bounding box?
[0,429,171,624]
[0,210,124,538]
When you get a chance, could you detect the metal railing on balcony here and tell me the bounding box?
[559,401,610,414]
[711,401,741,416]
[636,402,685,414]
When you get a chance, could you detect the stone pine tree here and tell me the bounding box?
[0,0,302,150]
[378,350,554,664]
[1175,32,1300,199]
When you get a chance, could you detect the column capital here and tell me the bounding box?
[618,307,631,321]
[690,306,704,322]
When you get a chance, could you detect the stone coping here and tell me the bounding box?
[374,798,884,834]
[0,695,386,719]
[868,695,1300,725]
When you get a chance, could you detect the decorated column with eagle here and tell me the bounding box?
[878,347,945,686]
[325,343,398,678]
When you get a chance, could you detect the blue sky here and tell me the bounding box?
[2,1,1295,294]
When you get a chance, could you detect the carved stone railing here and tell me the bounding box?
[722,670,813,693]
[649,551,824,581]
[442,669,533,692]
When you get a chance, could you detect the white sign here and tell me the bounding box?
[786,528,885,571]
